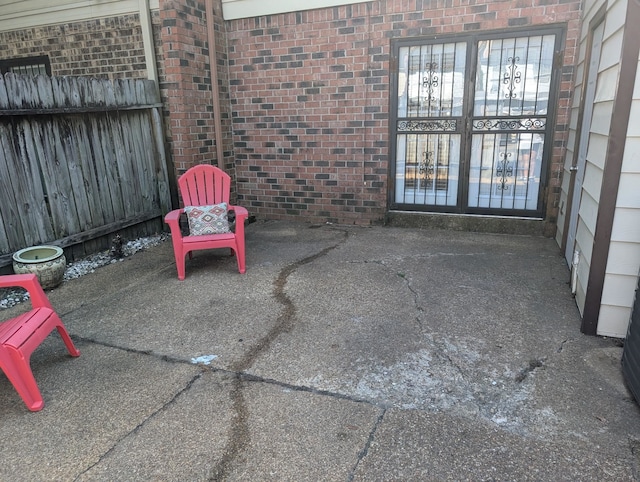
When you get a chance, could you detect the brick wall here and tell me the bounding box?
[226,0,581,226]
[0,14,152,78]
[159,0,234,187]
[0,0,582,228]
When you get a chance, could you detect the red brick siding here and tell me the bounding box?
[226,0,581,225]
[159,0,234,191]
[0,0,582,227]
[0,15,152,78]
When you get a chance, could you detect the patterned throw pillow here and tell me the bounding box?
[184,203,230,235]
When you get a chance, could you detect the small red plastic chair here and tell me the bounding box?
[164,164,248,280]
[0,274,80,411]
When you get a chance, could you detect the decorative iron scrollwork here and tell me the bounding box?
[503,56,521,99]
[472,118,545,131]
[419,151,435,186]
[496,152,513,190]
[397,120,457,132]
[422,62,439,103]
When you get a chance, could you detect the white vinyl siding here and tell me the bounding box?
[606,241,640,276]
[597,0,640,336]
[598,305,635,337]
[559,0,640,337]
[556,0,594,249]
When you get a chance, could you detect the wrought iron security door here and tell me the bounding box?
[391,30,560,216]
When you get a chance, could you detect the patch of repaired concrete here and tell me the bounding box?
[353,333,556,436]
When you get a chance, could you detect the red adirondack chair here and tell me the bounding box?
[0,274,80,411]
[164,165,248,280]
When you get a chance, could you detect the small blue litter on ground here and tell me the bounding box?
[191,355,218,365]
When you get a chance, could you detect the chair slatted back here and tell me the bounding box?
[178,165,231,206]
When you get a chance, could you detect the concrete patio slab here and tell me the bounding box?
[1,220,639,481]
[0,342,198,481]
[352,409,636,481]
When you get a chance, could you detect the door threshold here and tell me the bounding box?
[386,211,551,236]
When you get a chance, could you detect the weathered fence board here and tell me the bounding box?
[0,72,171,267]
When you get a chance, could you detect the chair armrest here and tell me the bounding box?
[0,274,53,309]
[228,205,248,221]
[164,208,184,224]
[228,205,248,237]
[164,209,185,238]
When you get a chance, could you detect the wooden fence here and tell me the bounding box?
[0,73,171,267]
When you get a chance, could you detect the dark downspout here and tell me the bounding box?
[582,0,640,335]
[206,0,225,168]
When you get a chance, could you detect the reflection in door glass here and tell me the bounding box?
[398,42,466,118]
[475,35,554,117]
[469,34,554,210]
[468,132,543,210]
[395,133,460,206]
[395,42,465,206]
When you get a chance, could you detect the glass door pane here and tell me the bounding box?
[395,132,460,205]
[468,34,554,210]
[391,29,558,216]
[395,42,466,207]
[468,131,543,209]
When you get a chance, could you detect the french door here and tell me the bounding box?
[391,28,563,216]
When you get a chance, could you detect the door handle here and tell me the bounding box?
[569,166,578,172]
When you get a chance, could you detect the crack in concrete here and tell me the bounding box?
[73,372,203,481]
[557,338,569,352]
[211,227,350,481]
[347,409,386,482]
[352,255,565,437]
[208,374,249,482]
[71,335,193,365]
[437,343,468,381]
[238,371,381,406]
[515,357,546,383]
[231,229,349,374]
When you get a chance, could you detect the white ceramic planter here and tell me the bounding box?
[13,245,66,289]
